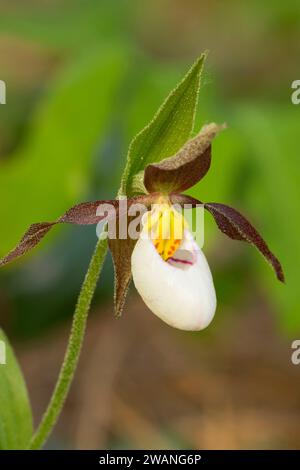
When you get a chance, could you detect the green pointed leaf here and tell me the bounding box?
[0,329,33,449]
[120,54,206,196]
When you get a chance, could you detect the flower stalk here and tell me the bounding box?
[29,238,108,449]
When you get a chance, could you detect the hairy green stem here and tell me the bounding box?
[29,237,108,450]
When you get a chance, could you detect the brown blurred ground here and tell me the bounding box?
[17,294,300,450]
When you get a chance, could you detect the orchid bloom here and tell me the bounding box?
[0,123,284,331]
[131,201,216,330]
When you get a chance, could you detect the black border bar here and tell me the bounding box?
[0,450,300,466]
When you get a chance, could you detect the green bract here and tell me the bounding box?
[120,54,206,196]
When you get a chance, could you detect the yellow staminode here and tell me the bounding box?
[143,202,187,261]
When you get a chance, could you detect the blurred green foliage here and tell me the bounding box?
[0,329,33,449]
[0,47,129,253]
[0,0,299,336]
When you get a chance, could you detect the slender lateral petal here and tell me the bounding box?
[59,194,158,224]
[0,222,56,268]
[109,239,135,318]
[59,200,118,225]
[169,193,202,207]
[108,215,139,318]
[0,195,158,268]
[143,123,225,194]
[204,202,284,282]
[0,200,116,267]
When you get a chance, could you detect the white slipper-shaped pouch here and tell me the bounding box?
[131,206,216,331]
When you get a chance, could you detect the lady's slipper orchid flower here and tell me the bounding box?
[0,123,284,331]
[131,203,217,330]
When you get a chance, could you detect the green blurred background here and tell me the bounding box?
[0,0,300,450]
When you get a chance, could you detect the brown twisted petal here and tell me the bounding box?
[0,200,117,268]
[108,215,139,318]
[0,195,157,268]
[169,193,203,207]
[143,122,226,194]
[204,202,284,283]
